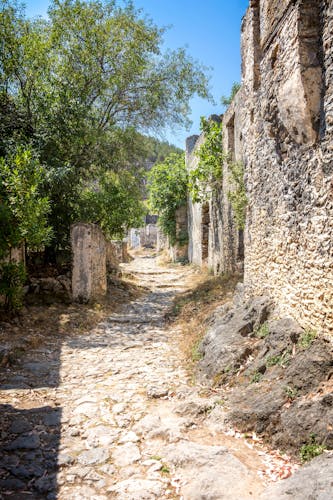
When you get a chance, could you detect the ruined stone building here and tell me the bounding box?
[186,0,333,334]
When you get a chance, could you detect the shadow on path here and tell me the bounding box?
[0,342,62,499]
[0,254,181,498]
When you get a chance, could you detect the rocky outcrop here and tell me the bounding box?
[260,452,333,500]
[198,296,272,379]
[198,296,333,456]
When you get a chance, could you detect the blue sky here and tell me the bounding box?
[23,0,248,148]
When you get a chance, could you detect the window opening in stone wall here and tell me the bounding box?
[297,0,323,143]
[238,228,245,261]
[227,115,235,162]
[201,202,210,262]
[252,0,261,90]
[270,44,279,70]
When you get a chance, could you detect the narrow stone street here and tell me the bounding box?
[1,253,277,499]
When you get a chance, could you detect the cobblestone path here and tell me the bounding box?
[0,253,267,499]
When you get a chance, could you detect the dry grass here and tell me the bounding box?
[169,272,241,376]
[0,274,146,354]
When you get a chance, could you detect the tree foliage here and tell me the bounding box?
[76,170,146,239]
[0,146,52,258]
[147,153,188,245]
[189,117,226,203]
[0,0,210,248]
[220,82,241,108]
[144,136,183,165]
[0,146,51,311]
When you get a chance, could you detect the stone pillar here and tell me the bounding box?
[71,223,107,303]
[129,228,141,249]
[105,241,120,274]
[169,205,188,262]
[157,228,168,252]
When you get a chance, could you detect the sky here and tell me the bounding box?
[23,0,249,148]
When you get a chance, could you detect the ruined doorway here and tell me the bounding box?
[238,228,244,262]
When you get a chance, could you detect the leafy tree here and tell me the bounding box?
[0,261,26,311]
[0,0,211,249]
[220,82,241,108]
[148,153,188,245]
[75,170,146,239]
[0,146,52,257]
[0,146,52,311]
[189,117,226,203]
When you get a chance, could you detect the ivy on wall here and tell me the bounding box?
[147,117,247,247]
[189,117,226,203]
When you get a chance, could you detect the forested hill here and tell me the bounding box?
[143,136,183,167]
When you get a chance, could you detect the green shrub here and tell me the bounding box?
[254,322,269,339]
[300,435,325,463]
[266,350,291,368]
[189,117,226,203]
[148,153,188,245]
[298,329,317,349]
[250,370,262,383]
[0,262,27,312]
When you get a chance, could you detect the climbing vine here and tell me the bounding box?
[189,117,226,203]
[220,82,241,108]
[227,161,247,229]
[147,153,188,245]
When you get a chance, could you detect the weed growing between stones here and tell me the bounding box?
[284,386,298,400]
[300,435,325,463]
[250,371,262,384]
[266,350,291,368]
[298,329,317,349]
[254,322,269,339]
[192,340,203,362]
[160,464,170,474]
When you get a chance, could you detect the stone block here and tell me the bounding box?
[71,223,107,303]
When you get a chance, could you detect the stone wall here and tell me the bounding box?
[128,221,158,249]
[71,223,107,303]
[186,134,205,267]
[156,228,168,252]
[129,228,141,249]
[186,0,332,334]
[141,224,158,248]
[186,117,242,274]
[169,205,189,262]
[241,0,333,334]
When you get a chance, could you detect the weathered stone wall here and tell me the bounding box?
[129,228,141,249]
[240,0,333,334]
[169,205,188,262]
[156,228,168,252]
[129,222,158,249]
[187,0,332,334]
[186,134,206,267]
[141,224,158,248]
[186,118,242,274]
[71,223,107,303]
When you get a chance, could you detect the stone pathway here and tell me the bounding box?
[1,253,270,499]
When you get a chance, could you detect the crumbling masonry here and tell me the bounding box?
[186,0,333,334]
